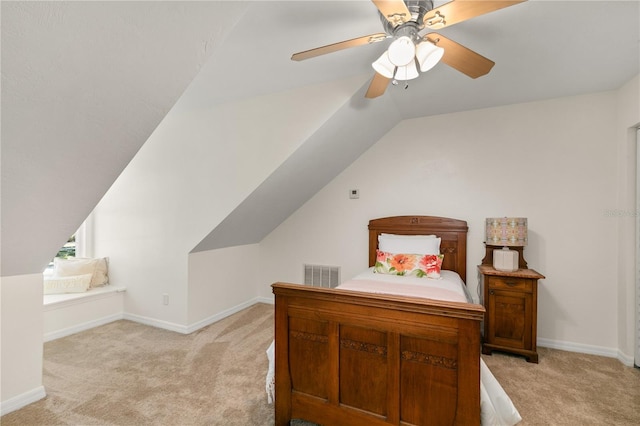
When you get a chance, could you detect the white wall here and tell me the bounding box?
[91,76,366,331]
[614,74,639,361]
[187,244,261,328]
[259,89,631,360]
[1,1,247,278]
[0,274,46,413]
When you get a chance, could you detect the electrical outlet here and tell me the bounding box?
[162,293,169,305]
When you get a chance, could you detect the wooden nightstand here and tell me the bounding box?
[478,264,545,363]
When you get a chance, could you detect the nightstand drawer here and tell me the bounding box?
[488,276,532,293]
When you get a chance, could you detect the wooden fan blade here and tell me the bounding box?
[372,0,412,26]
[425,33,494,78]
[365,73,390,98]
[423,0,526,30]
[292,33,387,61]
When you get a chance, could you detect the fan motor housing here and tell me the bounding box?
[379,0,434,34]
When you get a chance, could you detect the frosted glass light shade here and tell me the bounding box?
[372,38,443,82]
[416,41,444,72]
[372,52,395,78]
[387,36,416,66]
[394,60,419,81]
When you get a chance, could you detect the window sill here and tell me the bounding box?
[43,285,126,310]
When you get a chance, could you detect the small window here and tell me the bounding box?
[45,220,89,272]
[47,235,76,269]
[56,234,76,258]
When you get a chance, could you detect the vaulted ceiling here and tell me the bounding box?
[2,1,638,276]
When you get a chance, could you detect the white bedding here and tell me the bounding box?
[339,268,470,303]
[266,269,522,425]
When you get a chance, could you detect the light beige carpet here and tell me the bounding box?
[482,347,640,425]
[3,303,276,425]
[2,303,639,425]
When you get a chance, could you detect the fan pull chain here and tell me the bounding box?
[391,66,410,88]
[391,63,417,90]
[391,66,399,86]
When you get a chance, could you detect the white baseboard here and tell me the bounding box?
[0,386,46,416]
[254,296,274,305]
[185,296,274,334]
[44,312,124,342]
[122,312,190,334]
[124,297,274,335]
[616,350,635,367]
[41,293,634,367]
[538,338,635,367]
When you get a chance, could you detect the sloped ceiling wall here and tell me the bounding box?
[2,1,638,277]
[191,84,401,252]
[1,1,248,276]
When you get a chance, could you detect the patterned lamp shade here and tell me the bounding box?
[485,217,528,247]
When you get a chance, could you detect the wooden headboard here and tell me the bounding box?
[368,215,469,283]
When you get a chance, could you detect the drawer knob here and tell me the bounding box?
[489,290,495,295]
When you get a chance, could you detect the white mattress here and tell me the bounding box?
[266,269,522,425]
[338,268,469,303]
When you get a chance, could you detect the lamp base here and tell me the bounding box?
[493,248,519,272]
[482,244,528,269]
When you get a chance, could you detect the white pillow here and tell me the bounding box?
[43,274,92,294]
[53,257,96,277]
[53,257,109,288]
[380,233,437,239]
[87,257,109,287]
[378,234,441,255]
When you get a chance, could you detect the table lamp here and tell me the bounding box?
[485,217,528,272]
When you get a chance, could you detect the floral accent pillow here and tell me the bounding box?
[374,250,444,279]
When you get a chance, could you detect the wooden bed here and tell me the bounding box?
[272,216,485,426]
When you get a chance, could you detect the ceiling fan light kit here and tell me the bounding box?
[416,41,444,72]
[396,60,420,82]
[372,52,396,79]
[374,20,438,84]
[291,0,527,99]
[372,52,421,82]
[387,36,416,66]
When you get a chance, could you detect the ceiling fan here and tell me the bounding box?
[291,0,527,98]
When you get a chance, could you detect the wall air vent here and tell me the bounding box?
[303,264,340,288]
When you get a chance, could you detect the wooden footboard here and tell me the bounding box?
[273,283,485,426]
